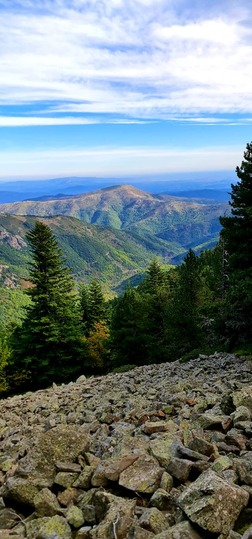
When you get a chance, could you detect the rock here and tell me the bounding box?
[128,526,155,538]
[89,496,135,538]
[66,505,85,528]
[91,454,139,486]
[119,455,163,493]
[54,471,79,488]
[149,434,179,469]
[233,387,252,413]
[150,488,173,510]
[73,466,93,489]
[178,469,249,534]
[139,507,170,534]
[198,412,232,432]
[211,455,233,473]
[242,525,252,538]
[231,407,251,425]
[75,527,93,539]
[2,477,39,507]
[55,461,82,473]
[17,425,89,488]
[0,508,22,529]
[26,515,72,538]
[34,488,62,517]
[2,354,252,539]
[154,520,204,538]
[57,487,79,506]
[160,471,174,492]
[167,458,193,482]
[188,436,216,457]
[142,422,170,434]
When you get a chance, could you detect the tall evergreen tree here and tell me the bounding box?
[139,259,170,362]
[11,221,84,386]
[220,142,252,345]
[80,279,107,335]
[110,287,148,367]
[166,249,202,356]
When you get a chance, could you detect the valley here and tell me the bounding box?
[0,185,228,290]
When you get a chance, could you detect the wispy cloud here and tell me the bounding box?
[1,0,252,123]
[0,144,242,177]
[0,116,154,126]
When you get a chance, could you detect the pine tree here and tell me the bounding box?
[139,259,170,362]
[110,287,148,367]
[219,142,252,344]
[167,249,202,356]
[88,279,107,329]
[11,221,84,386]
[80,279,107,335]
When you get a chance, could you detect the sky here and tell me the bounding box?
[1,0,252,180]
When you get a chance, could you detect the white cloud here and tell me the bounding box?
[0,116,153,126]
[0,144,243,177]
[0,0,252,121]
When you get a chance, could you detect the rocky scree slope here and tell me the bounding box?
[1,355,252,538]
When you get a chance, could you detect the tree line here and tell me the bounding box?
[1,142,252,394]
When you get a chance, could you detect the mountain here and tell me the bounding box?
[167,188,230,203]
[0,214,182,290]
[0,184,228,252]
[0,172,234,203]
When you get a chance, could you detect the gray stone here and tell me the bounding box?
[2,477,39,508]
[34,488,62,517]
[89,496,135,538]
[26,515,72,539]
[167,458,193,482]
[54,471,79,488]
[154,520,204,538]
[150,488,173,510]
[242,525,252,538]
[233,388,252,413]
[178,469,249,534]
[119,455,163,493]
[66,505,85,528]
[0,508,22,529]
[139,507,170,534]
[149,434,179,469]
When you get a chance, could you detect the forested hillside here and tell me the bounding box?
[0,143,251,397]
[0,185,227,252]
[0,214,178,290]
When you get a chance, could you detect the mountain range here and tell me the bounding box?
[0,185,228,290]
[0,173,232,203]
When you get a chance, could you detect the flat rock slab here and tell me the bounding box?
[178,469,249,535]
[119,455,163,493]
[155,521,204,538]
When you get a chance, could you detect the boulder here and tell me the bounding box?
[26,515,72,539]
[34,488,62,517]
[139,507,170,534]
[178,470,249,534]
[119,455,163,493]
[154,521,204,538]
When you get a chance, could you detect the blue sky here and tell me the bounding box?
[0,0,252,180]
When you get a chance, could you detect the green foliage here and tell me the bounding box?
[10,221,86,388]
[220,142,252,346]
[80,279,108,335]
[112,364,137,373]
[110,286,150,368]
[0,287,31,330]
[0,330,10,394]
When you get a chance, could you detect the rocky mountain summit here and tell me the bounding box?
[1,354,252,538]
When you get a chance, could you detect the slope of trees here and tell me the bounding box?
[220,142,252,346]
[10,221,85,387]
[1,142,252,395]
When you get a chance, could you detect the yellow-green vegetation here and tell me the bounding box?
[0,213,181,291]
